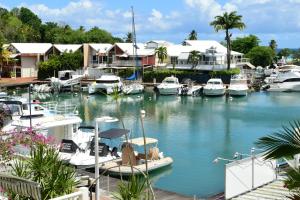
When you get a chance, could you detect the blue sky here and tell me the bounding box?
[1,0,300,48]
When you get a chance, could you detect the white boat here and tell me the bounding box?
[68,128,129,169]
[203,78,226,96]
[123,83,144,95]
[99,137,173,176]
[32,84,52,93]
[88,75,123,95]
[51,70,83,91]
[267,67,300,92]
[178,84,202,96]
[157,76,181,95]
[228,74,248,96]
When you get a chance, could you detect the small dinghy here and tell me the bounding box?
[99,137,173,176]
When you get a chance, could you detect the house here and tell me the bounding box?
[53,44,82,54]
[9,43,52,77]
[165,40,250,71]
[145,40,173,49]
[108,43,155,68]
[83,43,112,68]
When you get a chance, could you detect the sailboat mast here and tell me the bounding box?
[131,6,138,80]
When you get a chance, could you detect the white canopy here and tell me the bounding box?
[125,137,158,146]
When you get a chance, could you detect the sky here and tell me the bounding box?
[1,0,300,48]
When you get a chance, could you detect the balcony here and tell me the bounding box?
[111,60,142,67]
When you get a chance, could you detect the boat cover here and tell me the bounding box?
[100,128,129,139]
[125,137,158,146]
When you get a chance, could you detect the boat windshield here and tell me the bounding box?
[231,80,247,84]
[208,81,221,85]
[96,80,119,83]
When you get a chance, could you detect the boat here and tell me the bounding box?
[32,84,52,93]
[51,70,83,92]
[157,76,181,95]
[88,75,123,95]
[228,74,248,96]
[178,83,202,96]
[203,78,226,96]
[68,128,129,169]
[99,137,173,176]
[123,83,144,95]
[266,67,300,92]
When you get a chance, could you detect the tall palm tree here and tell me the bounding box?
[210,11,245,70]
[256,121,300,198]
[0,42,11,78]
[155,46,167,64]
[124,32,133,43]
[188,30,198,40]
[188,50,201,70]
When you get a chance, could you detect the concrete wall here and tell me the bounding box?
[225,154,276,199]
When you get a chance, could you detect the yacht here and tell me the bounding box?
[88,75,123,95]
[267,68,300,92]
[228,74,248,96]
[51,70,83,91]
[123,83,144,95]
[203,78,226,96]
[99,137,173,176]
[157,76,181,95]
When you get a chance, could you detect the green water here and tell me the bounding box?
[31,91,300,198]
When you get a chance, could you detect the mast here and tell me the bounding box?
[131,6,138,80]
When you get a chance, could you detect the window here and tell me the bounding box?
[170,57,178,64]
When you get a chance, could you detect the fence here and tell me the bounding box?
[50,188,89,200]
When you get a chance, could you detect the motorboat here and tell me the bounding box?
[88,75,123,95]
[228,74,248,96]
[203,78,226,96]
[123,83,144,95]
[68,128,129,169]
[266,67,300,92]
[32,84,52,93]
[178,83,202,96]
[157,76,181,95]
[99,137,173,176]
[51,70,83,92]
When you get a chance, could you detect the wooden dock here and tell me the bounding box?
[77,170,193,200]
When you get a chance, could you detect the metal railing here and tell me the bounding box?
[111,60,142,66]
[49,188,89,200]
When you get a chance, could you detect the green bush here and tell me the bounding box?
[209,68,240,77]
[117,68,135,78]
[143,70,196,82]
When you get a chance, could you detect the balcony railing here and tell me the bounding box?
[111,60,142,67]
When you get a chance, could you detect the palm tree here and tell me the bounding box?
[269,39,277,52]
[124,32,133,43]
[155,46,168,64]
[256,121,300,198]
[210,11,245,70]
[188,50,201,70]
[0,42,11,78]
[188,30,198,40]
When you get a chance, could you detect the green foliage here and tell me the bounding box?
[188,50,201,69]
[124,32,133,43]
[143,69,195,82]
[209,68,240,77]
[118,68,135,78]
[269,39,277,52]
[113,175,149,200]
[231,35,260,54]
[187,30,197,40]
[155,47,167,64]
[246,46,275,67]
[278,48,292,58]
[38,51,83,80]
[10,144,77,200]
[0,6,122,43]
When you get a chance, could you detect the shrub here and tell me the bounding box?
[118,68,135,78]
[143,69,197,82]
[209,68,240,77]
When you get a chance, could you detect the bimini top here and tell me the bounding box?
[100,128,129,139]
[125,137,158,146]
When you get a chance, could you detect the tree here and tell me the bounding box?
[188,50,201,69]
[278,48,292,58]
[188,30,197,40]
[246,46,275,67]
[210,11,246,70]
[124,32,133,43]
[255,121,300,198]
[155,46,168,64]
[269,39,277,53]
[231,35,260,54]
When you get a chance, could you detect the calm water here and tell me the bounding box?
[26,90,300,198]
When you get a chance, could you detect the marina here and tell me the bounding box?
[6,89,300,198]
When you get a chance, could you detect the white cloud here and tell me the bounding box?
[146,9,181,32]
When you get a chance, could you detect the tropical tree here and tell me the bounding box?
[210,11,246,70]
[256,121,300,198]
[155,46,168,64]
[269,39,277,53]
[231,34,260,54]
[124,32,133,43]
[188,30,198,40]
[188,50,201,70]
[246,46,275,67]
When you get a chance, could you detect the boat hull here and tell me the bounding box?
[228,88,248,96]
[267,82,300,92]
[99,157,173,176]
[203,88,225,96]
[158,87,180,95]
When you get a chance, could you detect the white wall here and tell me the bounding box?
[225,154,276,199]
[21,56,38,77]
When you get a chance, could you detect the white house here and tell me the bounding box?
[9,43,52,77]
[166,40,249,71]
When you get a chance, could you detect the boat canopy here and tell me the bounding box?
[100,128,129,139]
[125,137,158,146]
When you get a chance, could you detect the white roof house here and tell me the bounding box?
[146,40,173,49]
[89,43,112,54]
[10,43,52,54]
[110,43,154,57]
[53,44,82,53]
